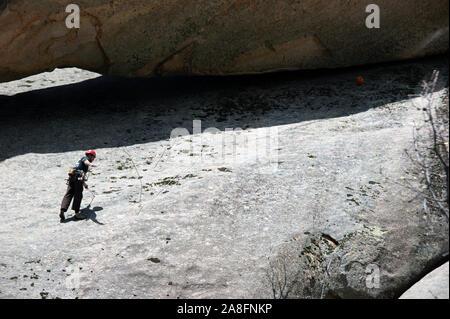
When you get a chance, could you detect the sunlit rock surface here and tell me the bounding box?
[0,56,448,298]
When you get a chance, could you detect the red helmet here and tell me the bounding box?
[85,149,96,158]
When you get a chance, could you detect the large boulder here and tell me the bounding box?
[0,0,448,82]
[399,262,449,299]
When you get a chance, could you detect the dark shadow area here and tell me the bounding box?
[0,54,448,162]
[61,206,104,224]
[81,205,104,225]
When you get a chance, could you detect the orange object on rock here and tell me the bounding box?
[356,76,364,85]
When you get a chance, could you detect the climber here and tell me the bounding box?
[59,150,97,222]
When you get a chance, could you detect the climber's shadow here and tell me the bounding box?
[80,206,105,225]
[63,206,104,224]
